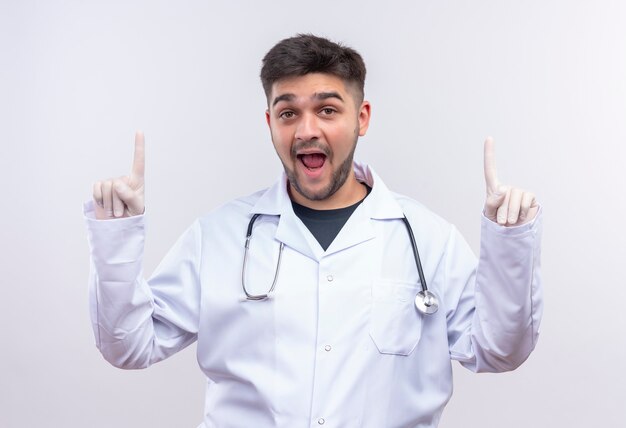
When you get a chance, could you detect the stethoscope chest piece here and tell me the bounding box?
[415,290,439,315]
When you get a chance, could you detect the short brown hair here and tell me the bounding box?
[260,34,366,103]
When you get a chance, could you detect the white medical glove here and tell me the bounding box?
[483,137,538,226]
[92,131,145,220]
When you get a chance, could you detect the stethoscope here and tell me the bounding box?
[241,213,439,315]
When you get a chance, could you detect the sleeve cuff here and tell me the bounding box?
[83,200,146,264]
[480,206,543,237]
[83,200,146,231]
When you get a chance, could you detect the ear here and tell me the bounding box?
[265,109,271,127]
[357,101,371,136]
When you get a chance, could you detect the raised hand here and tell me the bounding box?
[483,137,538,226]
[93,132,145,220]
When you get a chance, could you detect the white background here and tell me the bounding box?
[1,1,625,427]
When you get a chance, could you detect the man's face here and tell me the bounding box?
[265,73,371,209]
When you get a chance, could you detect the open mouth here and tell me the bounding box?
[297,153,327,170]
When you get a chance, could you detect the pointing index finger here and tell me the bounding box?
[131,131,145,179]
[483,136,499,193]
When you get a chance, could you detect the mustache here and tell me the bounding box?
[291,140,331,158]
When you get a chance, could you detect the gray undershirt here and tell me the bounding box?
[291,185,371,251]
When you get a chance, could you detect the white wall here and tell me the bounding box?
[1,1,624,427]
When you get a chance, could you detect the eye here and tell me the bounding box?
[279,110,295,120]
[320,107,337,116]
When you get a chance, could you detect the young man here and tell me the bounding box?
[87,34,542,427]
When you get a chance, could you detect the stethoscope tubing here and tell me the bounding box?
[400,216,429,293]
[242,213,438,314]
[242,214,284,300]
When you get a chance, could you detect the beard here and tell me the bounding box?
[282,135,358,203]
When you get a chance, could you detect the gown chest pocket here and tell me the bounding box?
[369,280,424,356]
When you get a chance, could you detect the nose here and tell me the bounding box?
[294,112,320,141]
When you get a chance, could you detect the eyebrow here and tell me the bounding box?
[315,91,344,102]
[272,91,344,107]
[272,93,295,107]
